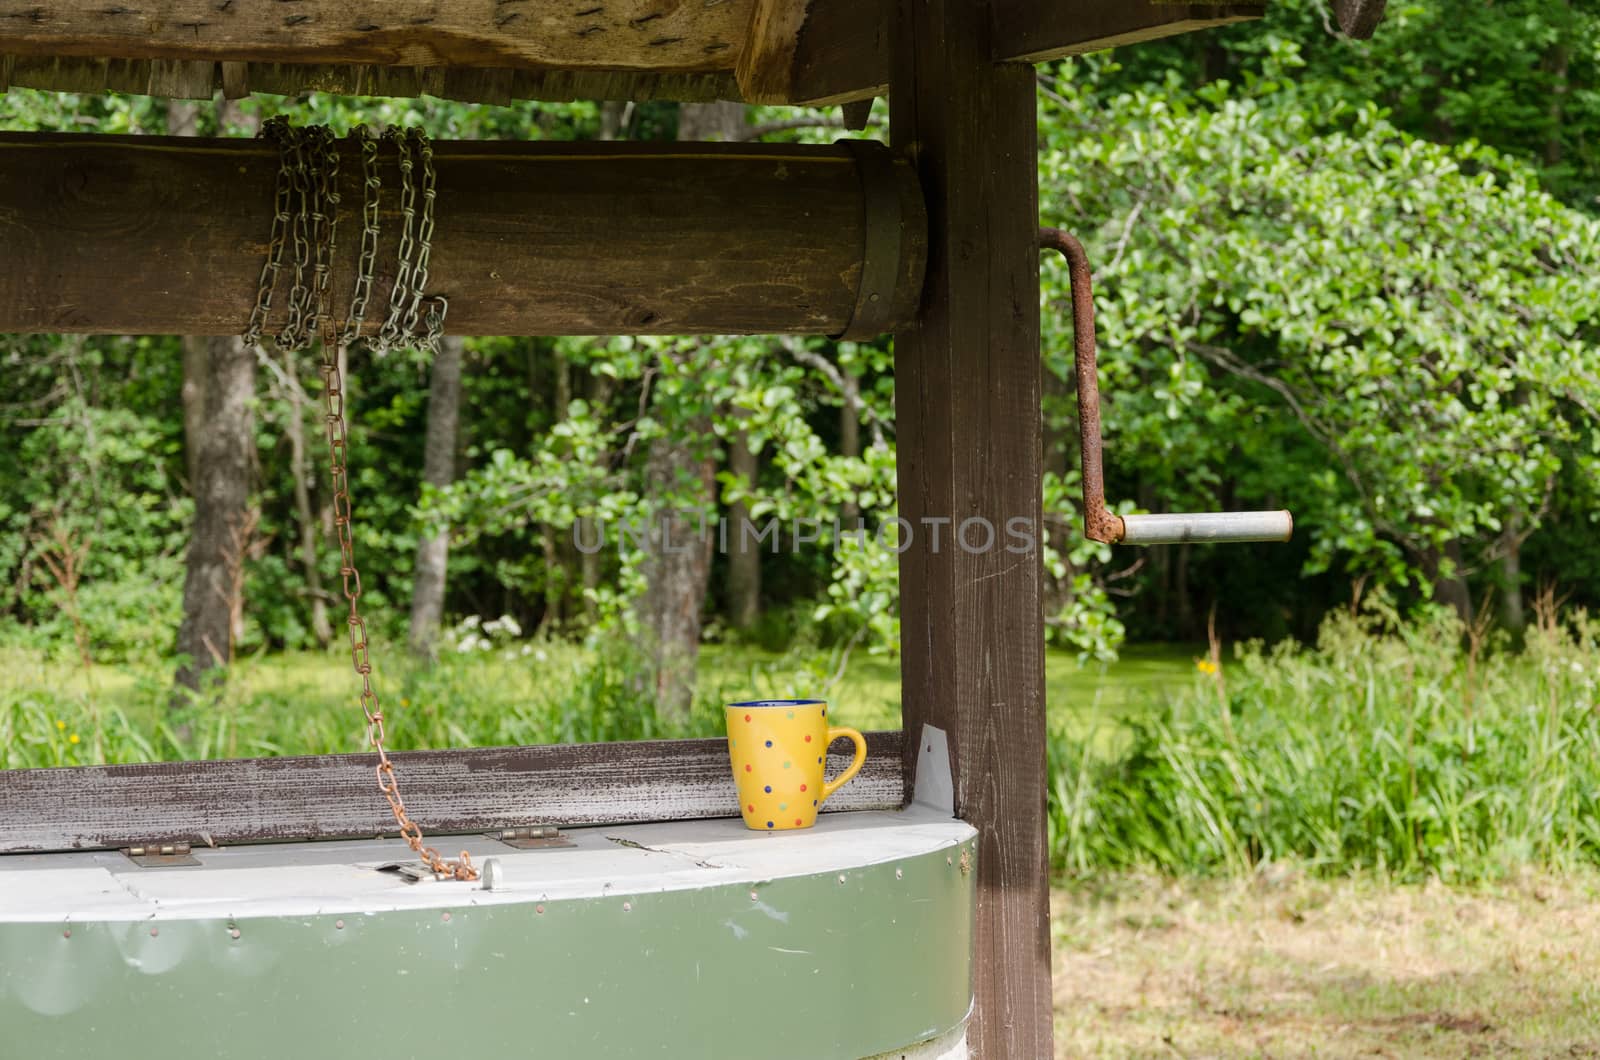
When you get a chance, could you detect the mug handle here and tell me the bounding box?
[820,727,869,803]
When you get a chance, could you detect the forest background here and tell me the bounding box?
[3,0,1600,888]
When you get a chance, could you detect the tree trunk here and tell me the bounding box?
[174,336,256,695]
[676,100,746,142]
[172,95,260,696]
[1427,539,1474,624]
[181,338,207,488]
[580,369,617,615]
[408,336,465,659]
[726,426,761,630]
[634,426,717,722]
[599,100,629,142]
[839,364,862,525]
[540,345,572,629]
[1499,515,1525,634]
[280,350,333,647]
[625,99,749,718]
[169,102,208,490]
[1545,3,1570,168]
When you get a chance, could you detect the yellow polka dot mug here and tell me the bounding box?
[725,700,868,831]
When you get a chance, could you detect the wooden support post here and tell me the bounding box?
[890,2,1051,1056]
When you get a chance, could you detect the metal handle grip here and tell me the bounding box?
[1119,511,1293,546]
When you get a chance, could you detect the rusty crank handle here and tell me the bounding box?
[1039,227,1293,547]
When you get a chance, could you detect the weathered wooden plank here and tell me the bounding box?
[0,1,1263,106]
[0,731,905,854]
[9,53,107,93]
[890,0,1052,1055]
[735,0,814,104]
[790,0,1265,105]
[145,57,216,99]
[0,0,754,74]
[0,133,926,338]
[1,54,742,105]
[219,59,248,99]
[994,1,1266,64]
[791,0,887,105]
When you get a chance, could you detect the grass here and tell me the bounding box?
[1053,872,1600,1057]
[0,636,1197,768]
[1050,606,1600,882]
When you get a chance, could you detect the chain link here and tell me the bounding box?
[317,340,476,882]
[241,117,294,350]
[374,127,419,356]
[276,126,316,351]
[308,125,341,347]
[341,126,383,349]
[400,128,442,343]
[242,119,473,882]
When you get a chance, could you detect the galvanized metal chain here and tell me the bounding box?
[400,128,443,341]
[307,125,341,347]
[375,129,417,355]
[277,125,316,351]
[244,119,473,882]
[340,126,383,349]
[241,117,295,350]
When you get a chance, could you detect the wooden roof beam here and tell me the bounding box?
[993,1,1266,64]
[0,0,750,73]
[790,0,1265,105]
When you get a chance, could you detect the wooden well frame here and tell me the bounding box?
[0,3,1267,1054]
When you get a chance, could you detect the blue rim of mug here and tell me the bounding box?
[727,699,826,708]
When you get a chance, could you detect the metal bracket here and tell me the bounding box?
[121,843,201,868]
[489,826,575,850]
[834,138,904,342]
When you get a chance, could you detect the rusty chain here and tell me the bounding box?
[245,119,473,882]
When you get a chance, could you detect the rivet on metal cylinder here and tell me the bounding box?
[1039,227,1295,548]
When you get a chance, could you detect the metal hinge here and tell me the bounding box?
[489,825,574,850]
[121,842,201,867]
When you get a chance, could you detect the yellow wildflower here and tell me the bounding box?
[68,733,80,744]
[1196,659,1218,676]
[56,720,66,731]
[400,698,411,707]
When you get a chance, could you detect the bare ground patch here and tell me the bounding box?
[1053,872,1600,1058]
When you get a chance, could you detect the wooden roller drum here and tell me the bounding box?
[0,133,927,339]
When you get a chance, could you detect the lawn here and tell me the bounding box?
[1054,873,1600,1057]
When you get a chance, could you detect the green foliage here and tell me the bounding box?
[1051,606,1600,881]
[7,12,1600,676]
[1110,0,1600,208]
[0,337,190,660]
[1039,43,1600,609]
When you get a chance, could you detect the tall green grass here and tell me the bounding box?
[1051,605,1600,881]
[0,633,914,769]
[0,640,736,769]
